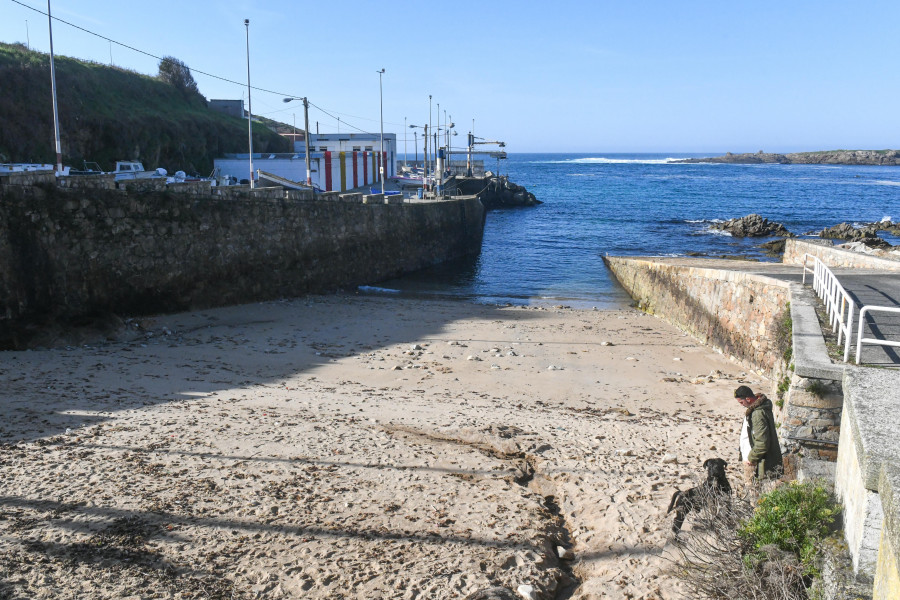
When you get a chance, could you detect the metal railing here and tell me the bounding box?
[855,306,900,364]
[802,254,855,362]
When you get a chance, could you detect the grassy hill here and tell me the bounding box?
[0,42,290,174]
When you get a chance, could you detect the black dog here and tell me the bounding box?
[666,458,732,534]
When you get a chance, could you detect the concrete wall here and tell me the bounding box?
[0,182,484,347]
[835,368,900,591]
[876,466,900,598]
[603,257,790,376]
[784,238,900,271]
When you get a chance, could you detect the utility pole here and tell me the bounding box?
[303,98,312,186]
[244,18,254,188]
[403,117,407,168]
[47,1,62,175]
[428,95,432,192]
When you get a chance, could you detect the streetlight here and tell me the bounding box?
[244,18,253,189]
[47,1,62,175]
[409,124,427,191]
[377,68,385,195]
[283,97,313,187]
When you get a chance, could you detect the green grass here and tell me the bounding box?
[0,42,289,173]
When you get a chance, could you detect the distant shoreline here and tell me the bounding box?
[672,149,900,166]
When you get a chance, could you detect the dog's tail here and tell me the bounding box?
[666,490,683,514]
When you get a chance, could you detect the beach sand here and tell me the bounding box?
[0,295,766,599]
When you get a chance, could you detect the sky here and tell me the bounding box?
[2,0,899,154]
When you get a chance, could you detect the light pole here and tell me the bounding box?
[377,68,385,195]
[47,0,62,175]
[244,18,253,188]
[428,95,432,191]
[283,97,313,187]
[403,116,407,169]
[409,124,427,189]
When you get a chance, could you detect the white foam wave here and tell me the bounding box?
[872,180,900,187]
[357,285,400,294]
[535,157,685,165]
[685,218,725,224]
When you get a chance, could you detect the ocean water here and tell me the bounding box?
[376,153,900,307]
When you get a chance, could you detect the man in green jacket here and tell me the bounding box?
[736,385,783,479]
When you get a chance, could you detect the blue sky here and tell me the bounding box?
[2,0,899,153]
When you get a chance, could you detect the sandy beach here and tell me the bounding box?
[0,295,766,599]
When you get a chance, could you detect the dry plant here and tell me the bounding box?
[664,480,831,600]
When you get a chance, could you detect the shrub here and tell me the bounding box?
[805,380,828,399]
[776,304,793,364]
[739,480,840,577]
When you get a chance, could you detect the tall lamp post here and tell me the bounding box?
[377,68,385,195]
[244,18,254,189]
[283,97,313,187]
[47,0,62,175]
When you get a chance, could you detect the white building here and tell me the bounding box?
[213,133,397,192]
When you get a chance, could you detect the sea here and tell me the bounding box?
[373,153,900,308]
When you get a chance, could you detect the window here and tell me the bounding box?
[319,146,329,152]
[364,146,373,151]
[352,146,361,152]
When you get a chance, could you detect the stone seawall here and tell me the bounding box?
[0,183,484,347]
[784,238,900,271]
[603,257,790,376]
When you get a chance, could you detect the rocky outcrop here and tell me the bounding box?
[711,214,794,237]
[674,149,900,166]
[870,220,900,237]
[760,239,787,256]
[482,177,541,208]
[815,223,891,249]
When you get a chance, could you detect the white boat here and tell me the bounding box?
[112,160,167,181]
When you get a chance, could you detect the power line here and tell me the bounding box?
[7,0,381,135]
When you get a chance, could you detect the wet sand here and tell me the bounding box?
[0,295,766,599]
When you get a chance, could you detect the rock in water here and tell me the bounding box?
[817,223,891,248]
[711,214,794,237]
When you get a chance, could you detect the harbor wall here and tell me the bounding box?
[602,257,790,376]
[0,179,484,347]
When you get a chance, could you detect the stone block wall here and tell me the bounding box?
[603,257,790,376]
[57,174,117,190]
[784,238,900,270]
[0,183,484,346]
[0,170,56,187]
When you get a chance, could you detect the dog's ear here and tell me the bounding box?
[703,458,711,468]
[720,459,728,468]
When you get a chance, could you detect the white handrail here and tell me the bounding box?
[801,253,855,362]
[855,306,900,364]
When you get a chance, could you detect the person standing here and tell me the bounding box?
[736,385,783,480]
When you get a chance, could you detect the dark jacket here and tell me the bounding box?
[746,394,783,478]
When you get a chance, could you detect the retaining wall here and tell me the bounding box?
[0,182,484,347]
[784,238,900,271]
[835,368,900,596]
[602,257,790,376]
